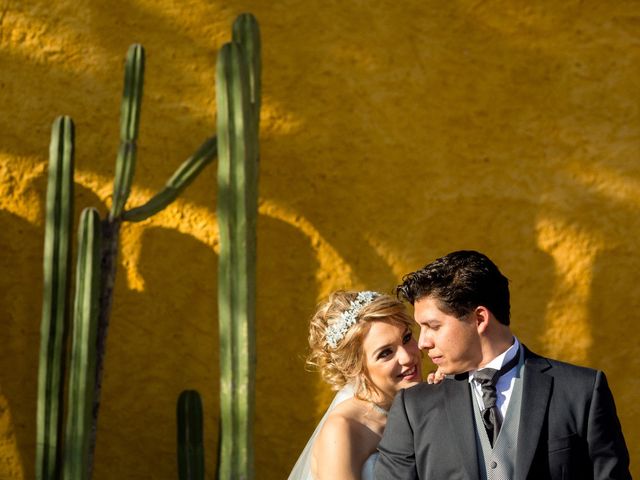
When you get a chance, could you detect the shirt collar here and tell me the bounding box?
[468,336,520,383]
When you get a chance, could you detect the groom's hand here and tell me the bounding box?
[426,368,446,384]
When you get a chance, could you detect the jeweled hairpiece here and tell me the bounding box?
[325,291,381,348]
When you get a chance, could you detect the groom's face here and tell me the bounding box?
[413,296,482,375]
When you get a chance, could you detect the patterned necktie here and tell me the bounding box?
[473,348,520,447]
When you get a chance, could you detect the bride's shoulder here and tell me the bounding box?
[318,398,362,435]
[312,398,378,474]
[315,397,377,447]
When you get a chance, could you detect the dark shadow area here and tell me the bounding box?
[2,2,638,478]
[0,47,115,159]
[545,177,640,370]
[84,0,226,73]
[253,0,568,348]
[339,227,403,296]
[0,175,105,479]
[254,213,320,479]
[93,225,219,478]
[89,211,320,479]
[0,209,41,480]
[394,197,555,353]
[589,246,640,381]
[589,237,640,454]
[0,1,224,200]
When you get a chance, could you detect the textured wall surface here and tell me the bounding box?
[0,1,638,478]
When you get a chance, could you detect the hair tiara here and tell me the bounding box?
[325,291,381,348]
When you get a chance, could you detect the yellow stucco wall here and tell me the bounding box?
[1,1,637,478]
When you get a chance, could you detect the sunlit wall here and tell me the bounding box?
[0,1,637,478]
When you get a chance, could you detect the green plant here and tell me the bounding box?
[216,13,261,480]
[36,13,261,480]
[37,115,74,480]
[177,390,205,480]
[37,45,217,479]
[62,207,101,479]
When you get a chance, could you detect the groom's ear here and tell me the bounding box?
[473,306,491,334]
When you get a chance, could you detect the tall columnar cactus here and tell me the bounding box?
[63,207,101,480]
[37,40,220,479]
[37,115,74,480]
[177,390,205,480]
[111,44,144,220]
[216,13,261,480]
[37,13,261,479]
[89,43,146,471]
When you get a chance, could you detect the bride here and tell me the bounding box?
[288,291,423,480]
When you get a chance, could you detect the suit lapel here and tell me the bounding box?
[444,376,480,480]
[515,347,552,480]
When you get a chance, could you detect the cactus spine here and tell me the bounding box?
[177,390,205,480]
[216,13,261,479]
[37,116,75,480]
[63,208,101,480]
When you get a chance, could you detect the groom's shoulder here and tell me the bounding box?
[400,377,457,405]
[525,347,599,383]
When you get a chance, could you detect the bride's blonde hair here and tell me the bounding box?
[307,291,413,401]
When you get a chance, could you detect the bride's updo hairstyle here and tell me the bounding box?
[307,291,413,400]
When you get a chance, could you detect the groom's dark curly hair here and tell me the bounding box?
[396,250,511,325]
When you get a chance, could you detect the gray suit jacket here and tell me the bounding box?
[375,347,630,480]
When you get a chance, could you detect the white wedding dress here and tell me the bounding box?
[361,452,379,479]
[288,384,378,480]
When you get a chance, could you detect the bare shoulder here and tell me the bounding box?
[318,409,356,444]
[315,398,373,450]
[311,398,380,480]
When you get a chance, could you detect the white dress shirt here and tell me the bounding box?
[468,336,521,419]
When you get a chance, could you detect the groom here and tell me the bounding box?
[375,250,630,480]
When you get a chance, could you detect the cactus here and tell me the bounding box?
[36,13,261,480]
[177,390,205,480]
[63,208,101,480]
[122,135,217,222]
[37,115,74,480]
[232,13,261,130]
[36,43,218,479]
[216,13,261,480]
[111,44,144,220]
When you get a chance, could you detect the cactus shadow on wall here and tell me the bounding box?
[588,246,640,462]
[254,214,320,478]
[337,232,404,296]
[555,175,640,373]
[93,225,219,478]
[589,248,640,379]
[83,0,226,81]
[0,47,111,161]
[81,0,225,194]
[88,211,322,479]
[0,1,222,194]
[0,209,42,480]
[378,199,555,351]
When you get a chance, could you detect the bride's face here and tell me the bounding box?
[361,321,422,400]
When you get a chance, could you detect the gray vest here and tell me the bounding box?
[471,352,525,480]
